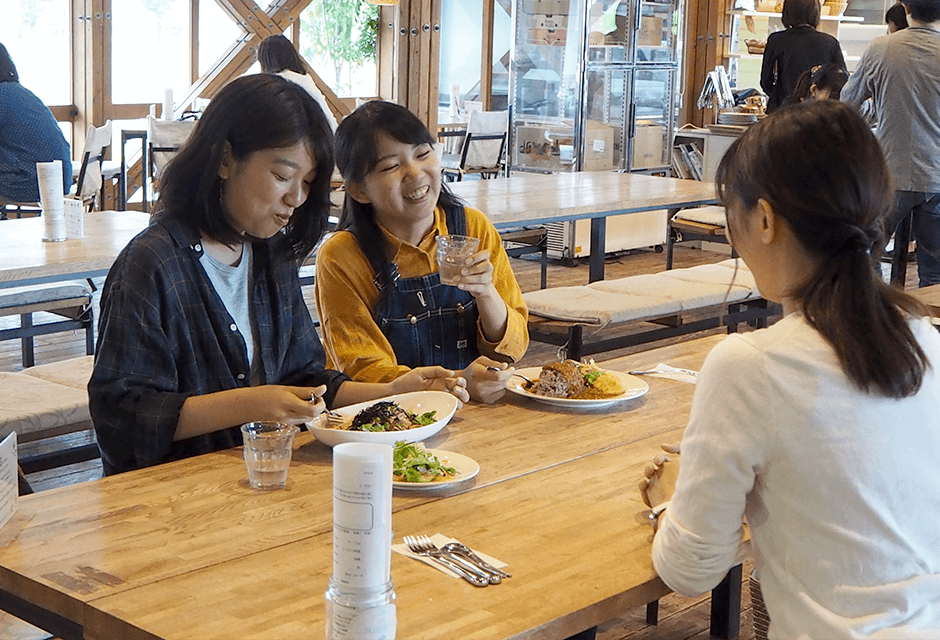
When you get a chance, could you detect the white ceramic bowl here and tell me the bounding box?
[308,390,459,447]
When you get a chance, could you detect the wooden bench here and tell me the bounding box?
[666,205,733,269]
[0,282,94,368]
[2,355,98,474]
[523,259,779,361]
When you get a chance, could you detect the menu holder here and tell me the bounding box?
[64,196,84,238]
[37,160,66,242]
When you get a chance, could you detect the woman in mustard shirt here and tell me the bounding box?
[315,101,528,403]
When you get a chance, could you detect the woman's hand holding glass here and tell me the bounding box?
[450,249,499,299]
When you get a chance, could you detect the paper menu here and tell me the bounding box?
[0,432,17,532]
[37,160,66,242]
[331,442,393,589]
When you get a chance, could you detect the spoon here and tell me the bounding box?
[441,542,512,578]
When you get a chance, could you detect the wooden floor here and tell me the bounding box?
[4,238,914,640]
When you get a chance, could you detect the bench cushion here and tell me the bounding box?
[674,206,726,227]
[0,281,92,311]
[0,372,90,441]
[523,259,759,325]
[20,355,94,390]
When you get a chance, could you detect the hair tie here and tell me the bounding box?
[843,224,877,254]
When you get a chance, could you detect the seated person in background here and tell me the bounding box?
[760,0,845,113]
[0,42,71,204]
[640,101,940,638]
[778,62,849,109]
[315,101,528,404]
[886,2,909,32]
[257,34,337,132]
[89,75,467,475]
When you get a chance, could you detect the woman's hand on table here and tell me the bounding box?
[639,443,681,510]
[393,366,470,406]
[461,357,514,404]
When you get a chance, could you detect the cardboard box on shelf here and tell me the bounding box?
[523,0,570,14]
[516,125,569,170]
[638,16,664,47]
[531,28,567,45]
[631,123,665,169]
[583,120,617,171]
[532,14,567,30]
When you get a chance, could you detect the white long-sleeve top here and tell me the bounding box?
[653,313,940,639]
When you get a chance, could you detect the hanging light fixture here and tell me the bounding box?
[364,0,399,5]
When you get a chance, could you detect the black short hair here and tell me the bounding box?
[257,35,307,75]
[886,3,910,28]
[156,74,334,262]
[903,0,940,23]
[782,0,821,28]
[0,43,19,83]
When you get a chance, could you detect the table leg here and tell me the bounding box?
[0,589,82,640]
[564,627,597,640]
[890,212,913,287]
[589,217,607,283]
[710,563,742,638]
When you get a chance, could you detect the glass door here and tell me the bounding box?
[628,66,676,170]
[634,0,682,64]
[585,0,635,63]
[509,0,583,172]
[579,65,630,171]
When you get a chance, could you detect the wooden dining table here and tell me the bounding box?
[0,211,151,289]
[448,171,719,282]
[0,334,744,640]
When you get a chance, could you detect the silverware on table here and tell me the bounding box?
[403,535,492,586]
[441,541,512,578]
[627,367,698,377]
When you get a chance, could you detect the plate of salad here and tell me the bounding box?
[308,391,459,447]
[392,441,479,491]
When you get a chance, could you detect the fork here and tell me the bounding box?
[628,367,698,377]
[402,535,492,586]
[311,393,346,426]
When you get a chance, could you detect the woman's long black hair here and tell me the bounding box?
[156,74,334,263]
[716,100,929,398]
[333,100,465,295]
[0,43,19,83]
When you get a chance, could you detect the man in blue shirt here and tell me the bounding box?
[0,43,72,204]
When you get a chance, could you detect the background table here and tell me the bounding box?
[0,211,151,289]
[449,172,718,282]
[0,335,732,640]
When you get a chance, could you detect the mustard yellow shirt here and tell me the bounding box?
[315,206,529,382]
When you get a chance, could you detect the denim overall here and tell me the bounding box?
[374,206,479,370]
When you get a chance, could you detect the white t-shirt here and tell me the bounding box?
[653,313,940,639]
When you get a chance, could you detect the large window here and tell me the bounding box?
[299,0,378,98]
[112,0,191,105]
[0,0,71,105]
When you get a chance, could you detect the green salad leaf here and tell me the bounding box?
[413,410,438,426]
[579,365,603,385]
[393,441,456,483]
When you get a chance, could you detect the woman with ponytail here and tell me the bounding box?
[640,100,940,638]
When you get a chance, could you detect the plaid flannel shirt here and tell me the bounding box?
[89,215,348,474]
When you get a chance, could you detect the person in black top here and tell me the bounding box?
[760,0,846,113]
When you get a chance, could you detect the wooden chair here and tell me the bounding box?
[144,115,197,208]
[72,120,119,211]
[441,110,508,182]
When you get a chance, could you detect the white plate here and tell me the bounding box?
[392,449,480,491]
[308,391,459,447]
[506,366,649,408]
